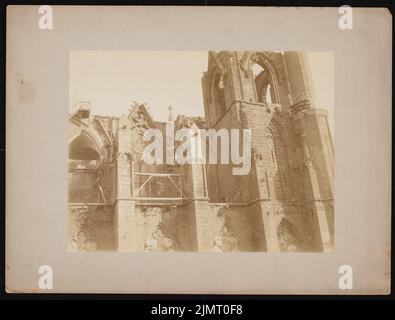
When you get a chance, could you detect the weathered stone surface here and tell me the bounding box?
[68,51,334,252]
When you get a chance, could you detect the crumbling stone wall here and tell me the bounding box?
[68,51,334,252]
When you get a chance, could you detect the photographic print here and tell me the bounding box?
[5,6,390,294]
[68,51,335,253]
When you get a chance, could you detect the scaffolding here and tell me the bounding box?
[131,170,188,205]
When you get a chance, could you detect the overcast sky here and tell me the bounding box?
[69,51,334,133]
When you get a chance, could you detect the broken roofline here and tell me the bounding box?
[141,123,252,176]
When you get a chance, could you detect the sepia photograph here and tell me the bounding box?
[68,51,335,253]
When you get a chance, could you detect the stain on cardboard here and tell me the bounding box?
[17,74,36,103]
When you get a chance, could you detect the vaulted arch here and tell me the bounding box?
[68,127,107,203]
[69,129,104,162]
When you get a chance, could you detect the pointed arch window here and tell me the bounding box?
[69,131,101,162]
[250,59,278,105]
[69,131,105,203]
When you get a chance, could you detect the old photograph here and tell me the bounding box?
[6,5,390,295]
[68,51,334,253]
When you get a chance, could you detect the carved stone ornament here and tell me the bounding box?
[68,210,102,251]
[128,102,152,129]
[212,225,244,252]
[130,128,148,155]
[143,225,178,252]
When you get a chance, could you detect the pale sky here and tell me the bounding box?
[69,51,334,132]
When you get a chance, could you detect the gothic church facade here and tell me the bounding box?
[68,51,334,252]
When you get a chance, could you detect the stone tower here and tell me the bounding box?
[201,51,334,252]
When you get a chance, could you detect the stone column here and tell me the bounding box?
[114,116,136,251]
[186,153,210,251]
[285,52,334,252]
[284,51,317,108]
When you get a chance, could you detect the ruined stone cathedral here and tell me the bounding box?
[68,51,334,253]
